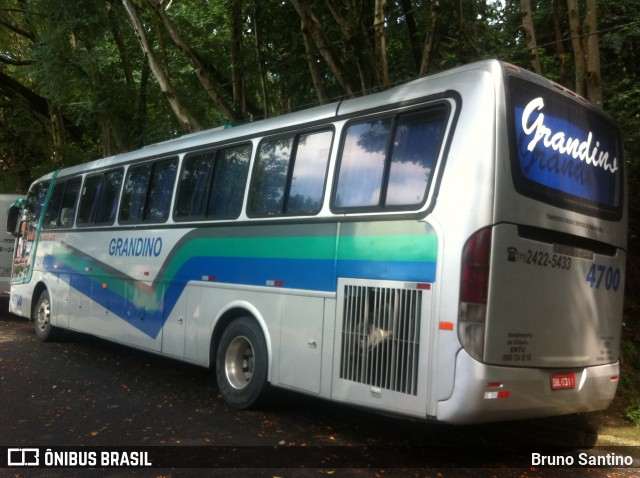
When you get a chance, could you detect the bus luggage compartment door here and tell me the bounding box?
[484,224,625,369]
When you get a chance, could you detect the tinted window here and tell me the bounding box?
[43,182,65,228]
[250,137,292,215]
[43,178,81,229]
[334,119,391,208]
[145,159,178,222]
[120,164,151,223]
[333,107,448,210]
[288,130,333,214]
[120,158,177,223]
[96,169,124,224]
[176,153,214,218]
[208,145,251,217]
[175,144,251,221]
[249,130,332,216]
[77,174,103,226]
[77,169,124,226]
[386,112,445,206]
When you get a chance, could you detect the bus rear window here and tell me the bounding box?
[509,75,623,220]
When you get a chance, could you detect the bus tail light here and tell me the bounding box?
[458,228,492,362]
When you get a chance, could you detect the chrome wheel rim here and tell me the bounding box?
[224,336,255,390]
[36,298,51,334]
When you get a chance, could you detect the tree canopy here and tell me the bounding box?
[1,1,638,258]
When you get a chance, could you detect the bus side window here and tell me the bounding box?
[43,182,66,229]
[334,119,391,209]
[42,178,81,229]
[175,144,251,221]
[59,178,81,227]
[145,159,178,222]
[96,169,123,225]
[208,145,251,218]
[175,152,215,219]
[333,107,448,211]
[78,169,123,226]
[249,130,332,216]
[250,137,293,215]
[385,110,446,206]
[287,130,332,214]
[120,164,152,223]
[121,160,176,224]
[77,174,103,226]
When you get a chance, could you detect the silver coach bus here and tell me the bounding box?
[6,60,626,423]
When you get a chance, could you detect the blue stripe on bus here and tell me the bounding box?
[44,254,436,339]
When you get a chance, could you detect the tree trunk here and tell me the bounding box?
[419,0,439,75]
[324,0,375,92]
[146,0,240,121]
[49,105,66,164]
[399,0,422,71]
[291,0,357,96]
[229,0,245,116]
[566,0,586,97]
[582,0,602,106]
[520,0,541,74]
[122,0,202,132]
[374,0,389,88]
[251,0,270,116]
[552,0,567,85]
[301,18,328,104]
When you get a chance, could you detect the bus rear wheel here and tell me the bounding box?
[215,317,269,409]
[33,289,60,342]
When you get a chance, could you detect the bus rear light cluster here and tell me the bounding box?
[458,228,492,362]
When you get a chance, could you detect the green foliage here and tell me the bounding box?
[620,337,640,426]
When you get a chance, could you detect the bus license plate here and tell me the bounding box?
[551,372,576,390]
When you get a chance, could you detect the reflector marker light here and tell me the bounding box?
[439,321,454,331]
[143,271,150,277]
[267,280,284,287]
[84,267,93,272]
[417,283,431,290]
[201,275,216,281]
[484,390,511,400]
[611,376,619,381]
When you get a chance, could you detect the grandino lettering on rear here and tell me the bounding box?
[521,97,619,174]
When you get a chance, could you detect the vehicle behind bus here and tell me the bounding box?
[5,60,627,424]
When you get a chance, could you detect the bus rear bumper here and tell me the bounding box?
[436,350,619,424]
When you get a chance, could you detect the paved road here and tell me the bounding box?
[1,304,638,477]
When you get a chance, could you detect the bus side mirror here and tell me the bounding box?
[6,204,21,237]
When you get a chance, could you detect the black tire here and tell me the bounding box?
[215,317,270,409]
[33,289,60,342]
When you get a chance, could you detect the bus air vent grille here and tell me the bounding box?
[340,285,421,396]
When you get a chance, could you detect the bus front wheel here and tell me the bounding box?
[33,289,60,342]
[215,317,269,409]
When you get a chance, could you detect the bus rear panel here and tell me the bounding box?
[439,64,626,423]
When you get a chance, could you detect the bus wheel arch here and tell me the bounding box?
[212,310,271,409]
[32,285,61,342]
